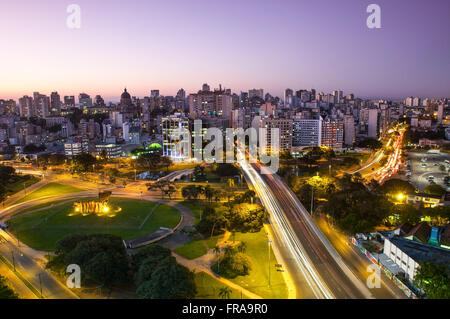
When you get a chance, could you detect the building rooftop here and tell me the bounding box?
[390,235,450,265]
[405,221,431,243]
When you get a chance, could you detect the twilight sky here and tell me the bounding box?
[0,0,449,102]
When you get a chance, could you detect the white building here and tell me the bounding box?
[383,235,450,282]
[292,116,322,147]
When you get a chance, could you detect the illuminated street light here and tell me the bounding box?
[396,193,405,201]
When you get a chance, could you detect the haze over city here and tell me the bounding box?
[1,0,449,101]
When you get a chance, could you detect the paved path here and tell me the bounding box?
[173,253,263,299]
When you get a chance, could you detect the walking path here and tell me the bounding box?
[173,253,263,299]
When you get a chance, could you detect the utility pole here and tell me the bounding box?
[11,250,15,271]
[268,239,271,287]
[38,274,43,298]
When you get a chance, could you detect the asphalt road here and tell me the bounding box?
[260,169,372,299]
[407,151,449,191]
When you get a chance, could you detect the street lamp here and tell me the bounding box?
[268,238,272,287]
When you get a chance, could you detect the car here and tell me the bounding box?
[421,163,427,168]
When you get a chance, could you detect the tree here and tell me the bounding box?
[0,275,18,299]
[131,244,172,272]
[218,287,232,299]
[181,185,203,201]
[214,252,252,278]
[50,234,129,287]
[84,251,129,287]
[137,261,196,299]
[377,179,415,195]
[414,262,450,299]
[393,204,421,225]
[357,138,383,150]
[214,163,240,177]
[71,153,97,172]
[424,185,446,197]
[135,256,176,287]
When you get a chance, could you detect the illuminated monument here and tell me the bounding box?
[70,191,121,217]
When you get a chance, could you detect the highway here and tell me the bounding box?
[239,150,374,299]
[365,129,405,183]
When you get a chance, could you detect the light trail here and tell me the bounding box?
[238,149,334,299]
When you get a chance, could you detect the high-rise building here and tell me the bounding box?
[64,96,76,108]
[79,93,92,109]
[50,92,61,115]
[248,89,264,100]
[18,96,33,118]
[151,90,160,98]
[161,114,190,161]
[259,117,293,152]
[405,97,414,107]
[188,88,232,119]
[437,104,444,124]
[284,88,293,107]
[33,92,50,118]
[321,120,344,150]
[292,115,322,147]
[368,108,380,138]
[344,115,355,146]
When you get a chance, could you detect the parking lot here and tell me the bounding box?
[407,151,450,191]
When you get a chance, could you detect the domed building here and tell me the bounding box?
[118,88,136,114]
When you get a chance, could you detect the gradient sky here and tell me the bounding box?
[0,0,449,102]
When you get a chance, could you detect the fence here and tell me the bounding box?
[351,237,419,299]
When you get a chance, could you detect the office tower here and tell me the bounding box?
[50,92,61,115]
[321,120,344,150]
[161,114,190,161]
[18,95,33,118]
[413,97,421,107]
[405,97,413,107]
[64,96,76,108]
[249,88,264,99]
[437,104,444,124]
[368,108,379,138]
[151,90,160,98]
[344,115,355,146]
[33,92,50,118]
[79,93,92,109]
[260,117,293,152]
[240,92,249,108]
[176,88,186,99]
[188,88,232,119]
[292,115,323,147]
[284,88,293,107]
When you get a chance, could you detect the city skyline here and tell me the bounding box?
[1,0,450,101]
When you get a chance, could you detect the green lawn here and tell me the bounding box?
[194,272,247,299]
[174,235,220,260]
[8,197,181,251]
[14,182,84,204]
[175,237,207,259]
[13,199,71,216]
[226,230,288,299]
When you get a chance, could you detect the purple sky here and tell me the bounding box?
[0,0,449,101]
